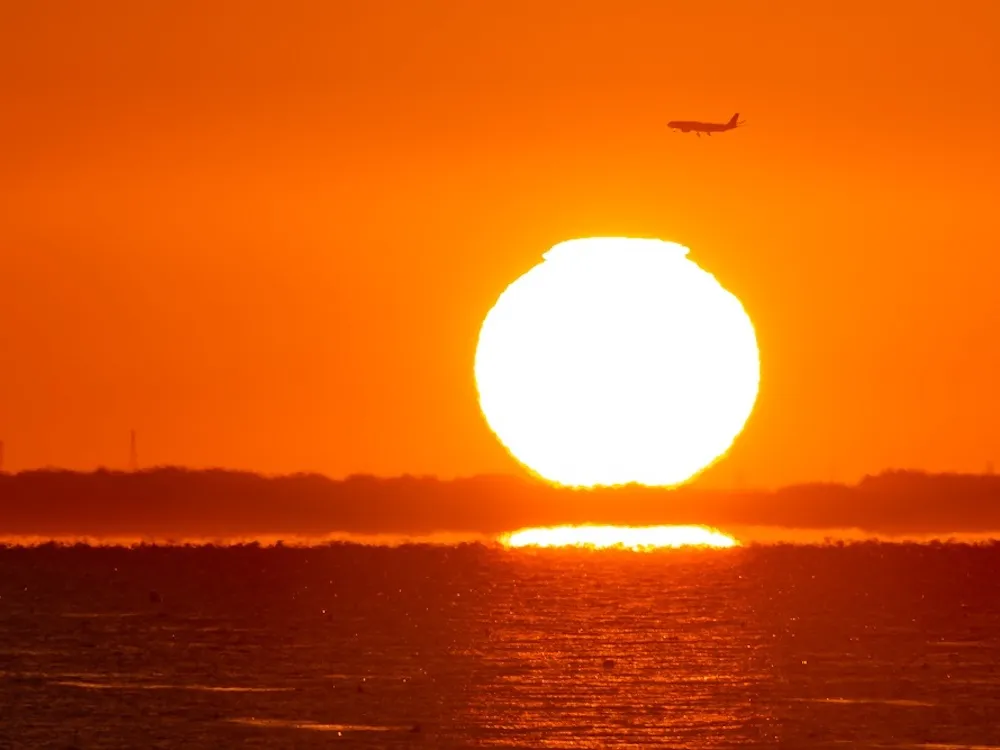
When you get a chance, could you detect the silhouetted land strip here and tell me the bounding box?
[2,468,1000,538]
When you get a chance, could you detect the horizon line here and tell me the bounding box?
[1,464,996,491]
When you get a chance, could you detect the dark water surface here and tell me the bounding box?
[1,542,998,748]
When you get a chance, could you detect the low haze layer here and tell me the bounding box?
[2,468,999,543]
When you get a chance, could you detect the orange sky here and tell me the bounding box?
[2,1,999,487]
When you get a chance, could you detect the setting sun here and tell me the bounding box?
[499,524,740,550]
[475,237,760,488]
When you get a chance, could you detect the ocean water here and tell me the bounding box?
[1,542,998,748]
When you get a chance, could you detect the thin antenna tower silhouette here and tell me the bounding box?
[129,429,139,472]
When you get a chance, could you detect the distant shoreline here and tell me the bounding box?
[2,467,998,541]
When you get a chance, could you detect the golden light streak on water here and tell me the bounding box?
[498,524,740,551]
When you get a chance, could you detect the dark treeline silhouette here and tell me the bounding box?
[2,467,1000,538]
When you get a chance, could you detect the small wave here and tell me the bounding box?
[0,648,64,656]
[60,612,143,619]
[229,718,410,732]
[51,680,294,693]
[795,697,934,708]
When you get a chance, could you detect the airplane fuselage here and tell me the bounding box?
[667,113,743,136]
[667,121,732,133]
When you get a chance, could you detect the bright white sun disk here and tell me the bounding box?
[474,237,760,488]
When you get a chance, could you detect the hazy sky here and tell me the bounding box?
[2,1,999,487]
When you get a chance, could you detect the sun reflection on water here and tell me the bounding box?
[498,524,739,551]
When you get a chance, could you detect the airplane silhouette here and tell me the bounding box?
[667,112,745,137]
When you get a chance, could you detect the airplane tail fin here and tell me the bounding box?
[727,112,740,127]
